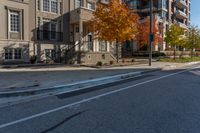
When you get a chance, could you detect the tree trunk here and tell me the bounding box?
[173,46,176,60]
[78,41,82,64]
[191,49,193,58]
[116,42,119,63]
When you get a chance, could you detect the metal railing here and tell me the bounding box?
[37,30,63,42]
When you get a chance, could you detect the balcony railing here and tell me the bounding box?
[37,30,63,42]
[175,10,188,19]
[177,21,188,29]
[175,0,187,8]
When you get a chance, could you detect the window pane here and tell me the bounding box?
[60,2,63,14]
[45,49,55,60]
[51,0,58,13]
[10,11,20,32]
[14,49,22,59]
[43,21,50,40]
[37,0,40,10]
[87,2,95,10]
[51,23,56,39]
[75,0,81,8]
[5,49,13,60]
[43,0,50,12]
[99,41,107,52]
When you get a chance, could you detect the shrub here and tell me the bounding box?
[96,61,103,66]
[131,58,135,62]
[104,63,108,66]
[30,55,37,64]
[110,61,114,65]
[132,51,165,57]
[152,52,165,57]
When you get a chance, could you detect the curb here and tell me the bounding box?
[0,64,81,69]
[0,69,161,98]
[80,62,147,69]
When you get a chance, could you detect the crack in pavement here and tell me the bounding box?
[40,110,87,133]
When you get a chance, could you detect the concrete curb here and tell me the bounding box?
[0,69,161,98]
[0,63,80,69]
[80,62,147,69]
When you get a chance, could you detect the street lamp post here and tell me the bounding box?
[149,0,153,66]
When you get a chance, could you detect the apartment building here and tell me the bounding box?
[0,0,116,65]
[0,0,30,64]
[123,0,191,52]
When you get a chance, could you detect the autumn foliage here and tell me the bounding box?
[89,0,139,42]
[136,17,163,50]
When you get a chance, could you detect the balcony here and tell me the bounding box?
[175,10,188,19]
[37,30,63,42]
[175,0,187,9]
[177,22,188,29]
[70,7,94,24]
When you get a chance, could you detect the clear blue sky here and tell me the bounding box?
[191,0,200,27]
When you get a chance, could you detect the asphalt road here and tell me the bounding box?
[0,64,200,133]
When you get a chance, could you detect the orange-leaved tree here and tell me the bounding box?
[89,0,139,62]
[136,17,162,50]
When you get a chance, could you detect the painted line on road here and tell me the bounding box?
[0,66,199,129]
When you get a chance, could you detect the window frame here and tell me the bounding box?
[50,0,58,13]
[75,0,81,9]
[99,41,108,52]
[42,19,58,40]
[42,0,58,14]
[45,49,56,60]
[87,1,95,10]
[4,48,22,60]
[43,0,50,12]
[14,48,22,60]
[9,10,20,33]
[5,48,13,60]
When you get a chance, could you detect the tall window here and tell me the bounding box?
[43,20,50,40]
[87,2,95,10]
[87,34,93,51]
[51,0,58,13]
[50,22,57,39]
[45,49,56,60]
[163,0,167,9]
[75,0,81,8]
[42,19,57,40]
[128,0,140,10]
[14,49,22,59]
[43,0,58,13]
[9,10,20,32]
[5,49,13,60]
[99,41,107,52]
[43,0,50,12]
[37,0,41,10]
[60,2,63,14]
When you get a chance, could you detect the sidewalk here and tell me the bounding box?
[0,61,198,93]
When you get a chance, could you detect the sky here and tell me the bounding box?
[191,0,200,27]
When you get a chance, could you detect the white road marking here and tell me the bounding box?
[0,66,199,129]
[190,70,200,76]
